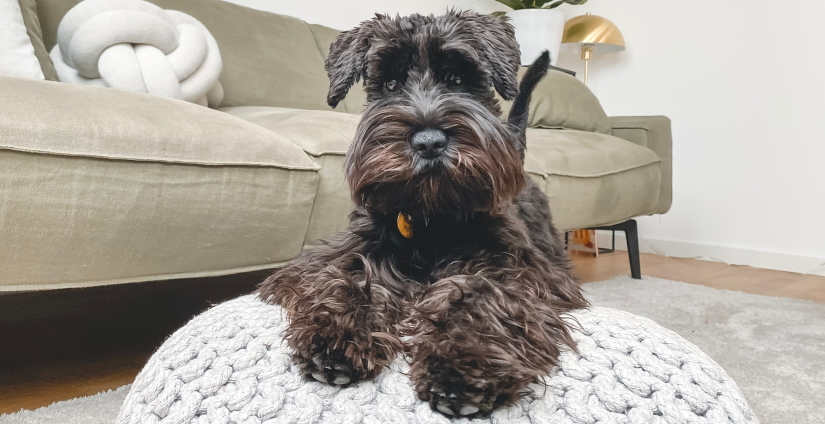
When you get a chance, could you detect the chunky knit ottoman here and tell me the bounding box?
[117,295,759,424]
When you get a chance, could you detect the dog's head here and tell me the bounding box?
[326,11,524,221]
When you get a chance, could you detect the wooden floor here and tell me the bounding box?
[570,251,825,303]
[1,252,823,415]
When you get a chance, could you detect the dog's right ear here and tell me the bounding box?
[325,22,373,108]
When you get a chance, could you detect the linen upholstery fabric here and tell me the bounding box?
[13,0,673,291]
[0,76,320,290]
[222,106,359,245]
[36,0,332,110]
[223,107,555,243]
[17,0,58,80]
[307,23,369,114]
[610,115,673,215]
[499,68,613,134]
[117,295,758,424]
[526,129,662,231]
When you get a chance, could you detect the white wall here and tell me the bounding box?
[552,1,825,275]
[225,0,509,29]
[227,0,825,275]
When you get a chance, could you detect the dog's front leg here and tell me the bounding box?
[406,268,582,418]
[258,240,403,386]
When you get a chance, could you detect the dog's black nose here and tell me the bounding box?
[411,129,448,158]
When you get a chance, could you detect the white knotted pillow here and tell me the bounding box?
[51,0,224,107]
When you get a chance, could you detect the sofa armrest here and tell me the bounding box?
[610,116,672,214]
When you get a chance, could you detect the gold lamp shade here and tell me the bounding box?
[562,14,626,55]
[561,13,626,86]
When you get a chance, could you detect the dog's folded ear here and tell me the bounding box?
[462,12,521,101]
[325,17,378,108]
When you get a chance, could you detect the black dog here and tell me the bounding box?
[259,10,587,418]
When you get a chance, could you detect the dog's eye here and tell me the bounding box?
[385,79,400,92]
[447,73,463,87]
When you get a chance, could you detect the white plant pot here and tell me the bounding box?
[506,9,566,66]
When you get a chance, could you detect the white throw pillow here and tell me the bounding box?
[0,0,46,80]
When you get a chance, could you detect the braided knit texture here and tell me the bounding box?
[117,295,759,424]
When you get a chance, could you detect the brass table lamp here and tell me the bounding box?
[561,13,625,86]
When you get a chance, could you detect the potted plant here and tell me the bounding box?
[491,0,587,66]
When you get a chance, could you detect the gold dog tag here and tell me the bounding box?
[397,212,414,238]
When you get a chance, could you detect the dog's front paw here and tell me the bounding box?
[287,322,400,387]
[412,355,519,418]
[298,344,359,386]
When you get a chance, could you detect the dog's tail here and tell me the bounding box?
[507,50,551,133]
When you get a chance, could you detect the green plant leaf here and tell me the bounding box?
[490,0,528,10]
[541,0,587,8]
[492,0,583,10]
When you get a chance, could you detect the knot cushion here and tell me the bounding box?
[50,0,224,107]
[117,295,759,424]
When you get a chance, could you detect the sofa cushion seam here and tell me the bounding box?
[0,260,292,291]
[543,160,661,178]
[0,145,321,171]
[611,126,652,131]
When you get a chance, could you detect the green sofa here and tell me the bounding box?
[0,0,671,291]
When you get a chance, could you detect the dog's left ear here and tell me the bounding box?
[325,18,377,108]
[464,13,521,101]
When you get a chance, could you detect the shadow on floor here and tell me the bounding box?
[0,269,271,413]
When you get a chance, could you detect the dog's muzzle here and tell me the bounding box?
[411,129,448,159]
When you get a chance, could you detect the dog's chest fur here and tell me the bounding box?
[347,178,556,295]
[371,212,509,284]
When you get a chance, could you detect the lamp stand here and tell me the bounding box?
[581,45,593,86]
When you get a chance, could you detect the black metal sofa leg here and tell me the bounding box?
[590,219,642,279]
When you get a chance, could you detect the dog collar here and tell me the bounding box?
[397,212,414,238]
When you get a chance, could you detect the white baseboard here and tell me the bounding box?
[595,231,825,276]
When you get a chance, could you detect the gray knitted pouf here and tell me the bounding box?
[117,295,759,424]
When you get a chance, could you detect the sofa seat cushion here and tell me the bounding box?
[222,106,359,245]
[225,106,663,242]
[223,106,560,244]
[221,106,546,244]
[0,76,320,290]
[525,129,662,231]
[4,85,318,169]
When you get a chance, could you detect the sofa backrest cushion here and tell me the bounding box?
[18,0,58,81]
[307,23,368,114]
[499,68,612,134]
[36,0,332,110]
[309,24,611,128]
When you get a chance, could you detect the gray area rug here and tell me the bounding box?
[586,277,824,424]
[1,276,822,424]
[0,385,129,424]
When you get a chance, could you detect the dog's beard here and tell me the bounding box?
[345,97,525,221]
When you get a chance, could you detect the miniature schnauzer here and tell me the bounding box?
[259,10,587,418]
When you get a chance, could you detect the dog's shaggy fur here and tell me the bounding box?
[258,10,587,418]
